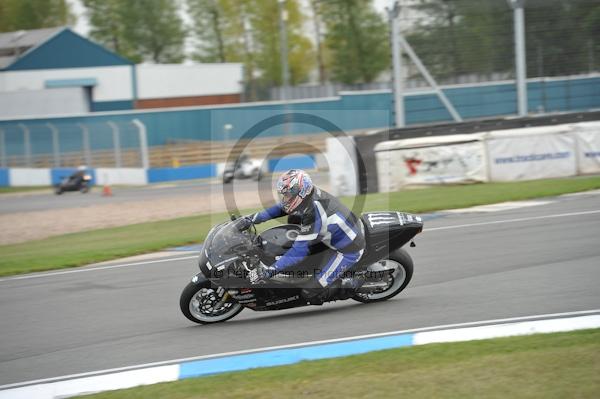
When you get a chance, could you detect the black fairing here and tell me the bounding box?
[258,224,300,262]
[359,212,423,265]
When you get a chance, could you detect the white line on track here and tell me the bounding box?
[427,209,600,232]
[1,309,598,390]
[2,209,599,283]
[0,255,199,283]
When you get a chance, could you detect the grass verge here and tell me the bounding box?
[77,328,600,399]
[0,186,50,194]
[1,176,600,277]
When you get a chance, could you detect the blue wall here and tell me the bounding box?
[1,76,599,157]
[268,155,316,172]
[0,168,8,186]
[147,164,216,183]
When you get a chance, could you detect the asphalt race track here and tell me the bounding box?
[1,191,599,386]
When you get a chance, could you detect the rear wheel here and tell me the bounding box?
[352,249,413,303]
[180,281,243,324]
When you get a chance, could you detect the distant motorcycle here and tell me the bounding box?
[222,154,262,184]
[180,211,423,324]
[54,172,92,195]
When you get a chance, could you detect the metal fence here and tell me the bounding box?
[269,72,513,101]
[0,119,148,169]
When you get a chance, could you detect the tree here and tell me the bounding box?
[187,0,313,92]
[309,0,327,84]
[83,0,185,63]
[187,0,232,62]
[405,0,600,81]
[0,0,75,33]
[320,0,390,84]
[81,0,132,58]
[250,0,314,86]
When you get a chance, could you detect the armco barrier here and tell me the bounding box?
[1,310,598,399]
[353,110,600,193]
[0,168,10,186]
[374,134,488,192]
[572,121,600,174]
[333,119,600,193]
[0,155,319,187]
[147,164,216,183]
[486,125,576,181]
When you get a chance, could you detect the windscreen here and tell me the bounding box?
[205,221,254,269]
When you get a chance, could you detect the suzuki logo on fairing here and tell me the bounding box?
[367,213,399,228]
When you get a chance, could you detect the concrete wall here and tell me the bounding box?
[135,63,243,99]
[0,63,244,116]
[0,87,89,118]
[0,65,134,103]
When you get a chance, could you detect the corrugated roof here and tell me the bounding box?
[0,27,64,69]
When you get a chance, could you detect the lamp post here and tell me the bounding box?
[508,0,528,116]
[223,124,233,142]
[387,1,404,127]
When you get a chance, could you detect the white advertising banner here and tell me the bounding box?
[326,136,358,196]
[375,137,487,192]
[9,168,51,186]
[487,131,576,181]
[571,121,600,174]
[95,168,148,185]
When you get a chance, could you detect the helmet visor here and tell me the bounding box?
[278,186,301,213]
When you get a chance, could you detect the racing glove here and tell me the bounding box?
[248,262,276,284]
[236,215,254,231]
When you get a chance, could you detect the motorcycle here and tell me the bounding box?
[180,211,423,324]
[222,155,262,184]
[54,173,92,195]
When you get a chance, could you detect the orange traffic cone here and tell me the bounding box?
[102,184,112,197]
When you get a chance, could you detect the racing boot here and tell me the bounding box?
[338,275,366,300]
[301,280,327,305]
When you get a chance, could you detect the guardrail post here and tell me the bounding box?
[47,123,60,167]
[107,121,122,168]
[18,123,32,167]
[132,119,149,169]
[79,123,92,166]
[0,128,6,168]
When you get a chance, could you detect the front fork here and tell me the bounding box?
[190,273,232,309]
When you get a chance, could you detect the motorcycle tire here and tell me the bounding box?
[180,281,243,324]
[351,248,414,304]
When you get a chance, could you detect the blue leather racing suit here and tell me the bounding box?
[251,188,366,287]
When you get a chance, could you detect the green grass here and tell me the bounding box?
[0,186,50,194]
[77,329,600,399]
[1,176,600,277]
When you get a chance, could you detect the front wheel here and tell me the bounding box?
[180,281,243,324]
[352,248,414,303]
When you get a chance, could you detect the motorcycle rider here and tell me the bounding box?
[69,165,88,186]
[240,169,366,304]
